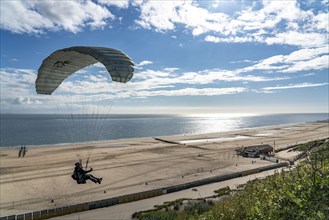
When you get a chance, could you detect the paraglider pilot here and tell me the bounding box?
[72,162,102,184]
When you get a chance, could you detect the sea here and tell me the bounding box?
[0,113,328,148]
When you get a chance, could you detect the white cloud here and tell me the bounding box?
[56,77,114,95]
[229,59,256,64]
[14,96,41,105]
[302,73,316,77]
[137,60,153,66]
[133,0,231,34]
[265,31,327,48]
[262,82,329,91]
[133,0,328,48]
[0,0,114,34]
[97,0,129,8]
[133,87,248,97]
[1,42,327,113]
[284,46,328,62]
[0,1,53,34]
[130,67,288,93]
[163,67,180,72]
[0,68,36,97]
[1,58,288,112]
[195,69,289,83]
[91,62,107,68]
[135,60,154,70]
[1,0,327,48]
[205,35,254,43]
[204,35,220,43]
[133,0,182,31]
[0,68,50,112]
[241,46,329,73]
[311,13,329,32]
[282,55,329,73]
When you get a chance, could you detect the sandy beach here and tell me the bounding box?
[1,121,328,217]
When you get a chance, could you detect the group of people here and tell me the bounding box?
[72,162,102,184]
[18,145,27,158]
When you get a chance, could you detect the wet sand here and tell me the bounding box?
[0,121,328,217]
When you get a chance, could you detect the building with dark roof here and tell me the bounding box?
[235,144,273,158]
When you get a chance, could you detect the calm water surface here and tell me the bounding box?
[1,113,328,147]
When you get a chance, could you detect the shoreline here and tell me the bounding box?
[0,121,328,217]
[1,120,327,149]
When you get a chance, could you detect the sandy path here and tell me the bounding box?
[0,121,328,217]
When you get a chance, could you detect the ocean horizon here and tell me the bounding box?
[1,113,328,148]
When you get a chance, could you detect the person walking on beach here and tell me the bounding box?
[22,145,27,157]
[18,145,23,157]
[71,162,102,184]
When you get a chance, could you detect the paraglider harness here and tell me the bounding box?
[71,162,91,184]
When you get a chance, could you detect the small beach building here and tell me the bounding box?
[235,144,273,158]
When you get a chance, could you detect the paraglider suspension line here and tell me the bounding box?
[85,157,90,169]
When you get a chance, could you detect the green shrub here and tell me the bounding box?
[183,201,211,216]
[213,186,230,197]
[138,210,177,220]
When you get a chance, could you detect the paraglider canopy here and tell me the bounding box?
[36,46,134,95]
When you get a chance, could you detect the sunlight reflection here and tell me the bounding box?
[180,114,252,135]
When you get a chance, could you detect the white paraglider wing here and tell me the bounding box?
[36,46,134,94]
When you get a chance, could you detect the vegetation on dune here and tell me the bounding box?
[200,141,329,220]
[134,139,329,220]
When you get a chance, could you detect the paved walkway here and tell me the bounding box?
[50,168,279,220]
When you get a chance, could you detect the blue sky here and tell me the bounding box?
[0,0,328,114]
